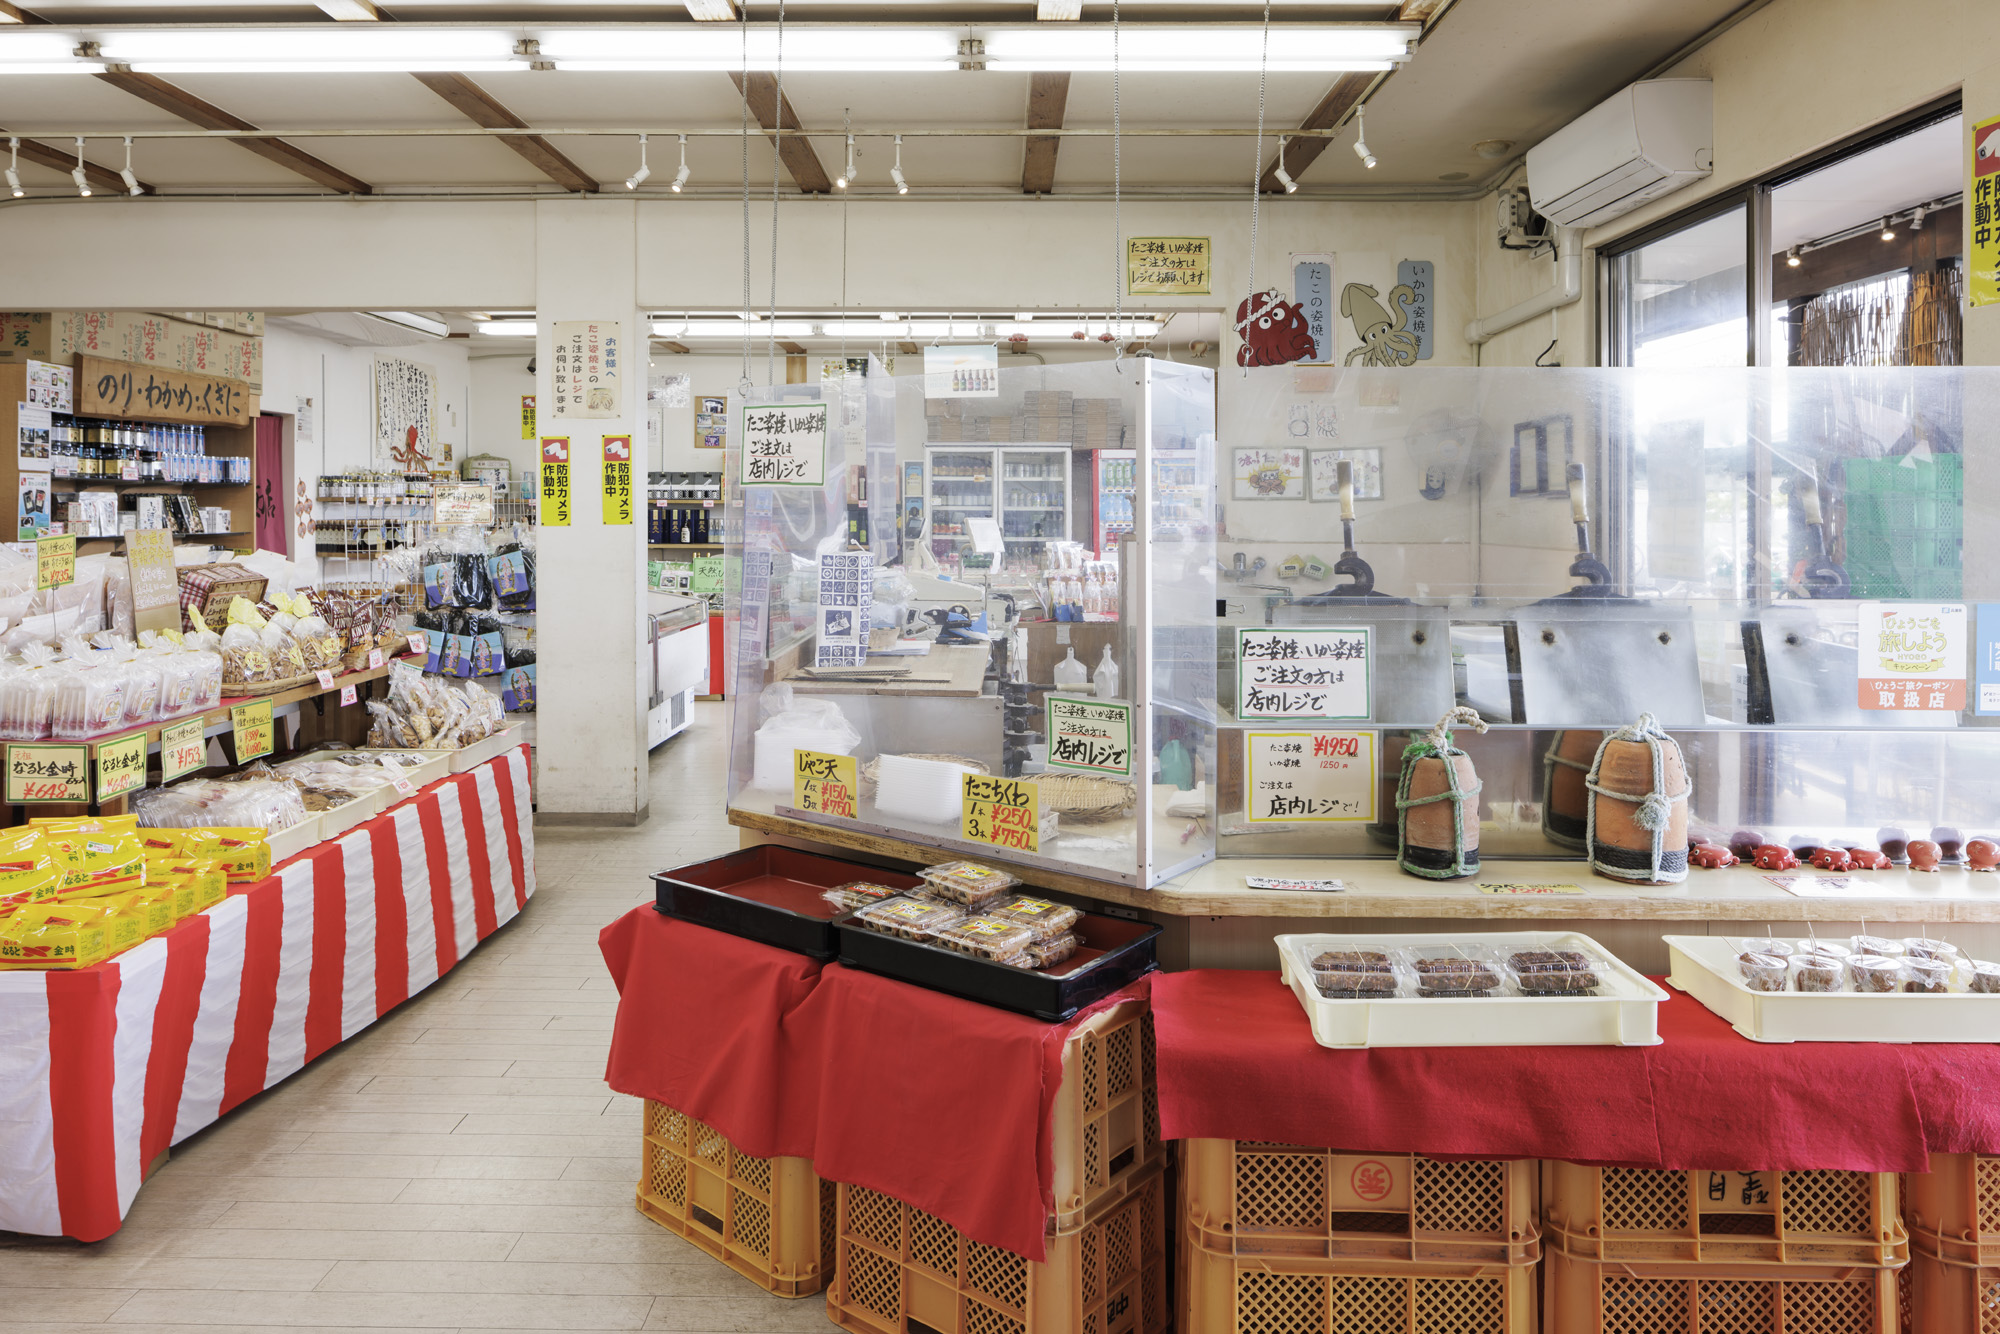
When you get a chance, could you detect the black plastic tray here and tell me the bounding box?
[652,846,926,959]
[832,907,1160,1021]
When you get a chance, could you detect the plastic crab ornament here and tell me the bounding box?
[1846,848,1892,871]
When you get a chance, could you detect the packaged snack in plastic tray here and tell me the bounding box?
[1506,947,1606,996]
[1970,960,2000,994]
[1903,937,1962,963]
[849,895,965,942]
[983,895,1080,941]
[822,880,901,913]
[1738,950,1790,992]
[916,859,1022,905]
[1851,934,1907,958]
[930,914,1036,962]
[1737,937,1794,959]
[1788,953,1844,993]
[1309,946,1403,999]
[1024,933,1079,972]
[1405,946,1505,998]
[1903,957,1953,994]
[1847,955,1902,993]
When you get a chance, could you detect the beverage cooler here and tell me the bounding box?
[1092,448,1205,551]
[925,445,1069,565]
[1091,449,1136,554]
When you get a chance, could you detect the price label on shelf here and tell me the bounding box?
[159,717,207,784]
[4,742,89,804]
[377,754,417,797]
[118,462,139,481]
[368,648,385,670]
[94,730,148,803]
[35,535,75,592]
[962,774,1040,854]
[407,633,426,656]
[231,700,274,762]
[315,669,335,690]
[340,684,358,707]
[792,749,857,819]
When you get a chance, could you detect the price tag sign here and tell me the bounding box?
[1044,696,1133,776]
[94,730,148,802]
[962,774,1040,853]
[792,749,858,818]
[368,648,385,670]
[35,535,76,592]
[5,742,89,804]
[231,700,274,761]
[1237,626,1370,721]
[340,684,357,707]
[378,754,417,797]
[431,482,495,527]
[407,633,426,656]
[1244,730,1376,824]
[159,717,207,784]
[691,555,725,595]
[315,669,335,689]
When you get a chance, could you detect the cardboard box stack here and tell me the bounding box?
[1,311,263,391]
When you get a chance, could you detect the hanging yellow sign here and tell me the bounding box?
[231,700,274,761]
[1127,236,1211,295]
[602,435,633,525]
[962,774,1040,853]
[1972,114,2000,307]
[539,436,572,527]
[793,749,858,818]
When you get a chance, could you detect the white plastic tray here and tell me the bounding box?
[351,749,450,801]
[265,815,323,867]
[448,725,522,773]
[1276,931,1668,1048]
[315,794,375,842]
[1666,934,2000,1043]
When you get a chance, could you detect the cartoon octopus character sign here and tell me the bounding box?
[1235,289,1319,368]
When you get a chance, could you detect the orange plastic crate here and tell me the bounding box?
[1904,1248,2000,1333]
[829,1162,1167,1334]
[1545,1248,1899,1334]
[1183,1139,1539,1265]
[637,1100,836,1297]
[1904,1151,2000,1267]
[1051,998,1161,1232]
[1544,1162,1906,1267]
[1180,1227,1536,1334]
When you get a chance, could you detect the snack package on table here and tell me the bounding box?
[51,633,128,739]
[0,642,62,740]
[0,900,111,969]
[848,895,966,942]
[983,895,1080,941]
[916,859,1022,908]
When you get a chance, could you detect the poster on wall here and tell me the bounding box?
[923,345,998,399]
[373,356,439,471]
[695,395,728,450]
[1856,601,1966,711]
[1232,446,1305,500]
[1972,113,2000,307]
[1127,236,1211,294]
[25,361,72,412]
[520,395,536,440]
[17,475,50,540]
[1397,260,1436,360]
[1308,449,1381,502]
[1292,254,1336,365]
[16,404,50,471]
[741,402,826,487]
[815,551,868,668]
[1339,281,1422,367]
[549,320,621,418]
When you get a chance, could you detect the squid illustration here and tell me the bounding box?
[1340,282,1421,367]
[1234,289,1319,368]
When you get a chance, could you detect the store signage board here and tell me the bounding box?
[690,555,725,596]
[1979,605,2000,715]
[520,394,536,440]
[962,774,1039,853]
[94,730,148,803]
[1127,236,1211,295]
[1237,627,1370,721]
[792,749,858,818]
[1243,730,1375,824]
[548,320,621,419]
[5,742,88,803]
[923,345,998,399]
[1293,253,1335,364]
[1972,113,2000,307]
[1855,601,1965,711]
[815,551,867,668]
[1397,260,1436,360]
[601,435,633,525]
[539,437,571,527]
[158,717,207,784]
[77,355,255,426]
[122,529,180,634]
[231,700,274,762]
[432,482,494,527]
[35,534,75,592]
[1045,696,1133,777]
[741,403,827,487]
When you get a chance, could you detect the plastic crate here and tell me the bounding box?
[1180,1231,1536,1334]
[636,1100,836,1298]
[1183,1140,1539,1265]
[1050,999,1161,1232]
[1905,1248,1999,1334]
[1545,1248,1898,1334]
[1843,454,1962,600]
[828,1162,1167,1334]
[1543,1162,1906,1266]
[1904,1152,2000,1267]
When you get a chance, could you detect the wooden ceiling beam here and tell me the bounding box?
[1258,70,1372,194]
[411,72,595,193]
[1021,72,1070,195]
[727,71,833,194]
[94,70,370,193]
[0,1,28,22]
[1396,0,1446,18]
[0,129,150,194]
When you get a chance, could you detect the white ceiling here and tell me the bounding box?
[0,0,1749,194]
[1770,114,1962,252]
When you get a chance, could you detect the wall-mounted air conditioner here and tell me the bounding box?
[1526,79,1713,229]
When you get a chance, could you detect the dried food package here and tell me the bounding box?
[1310,945,1403,998]
[917,859,1023,905]
[260,623,306,680]
[848,895,965,942]
[51,636,128,740]
[1024,933,1079,971]
[1404,947,1505,998]
[116,641,163,726]
[490,533,536,611]
[822,880,901,913]
[295,611,343,672]
[930,915,1036,961]
[1505,947,1605,996]
[221,622,273,683]
[983,895,1081,941]
[0,644,62,740]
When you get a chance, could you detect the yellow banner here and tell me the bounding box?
[539,437,572,527]
[1127,236,1211,295]
[602,435,633,526]
[232,700,275,761]
[159,717,207,784]
[962,774,1040,853]
[1973,114,2000,307]
[793,749,858,818]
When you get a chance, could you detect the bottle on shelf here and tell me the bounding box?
[1093,646,1121,700]
[1054,647,1089,691]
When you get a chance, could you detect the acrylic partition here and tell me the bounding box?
[1216,364,2000,862]
[724,356,1219,890]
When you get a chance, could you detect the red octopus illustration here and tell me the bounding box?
[1234,289,1319,368]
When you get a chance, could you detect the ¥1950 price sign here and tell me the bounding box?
[962,774,1040,853]
[159,717,207,783]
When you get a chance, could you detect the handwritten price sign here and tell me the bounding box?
[231,700,275,761]
[36,535,76,592]
[159,717,207,783]
[962,774,1040,853]
[5,742,89,804]
[792,749,858,818]
[94,730,149,802]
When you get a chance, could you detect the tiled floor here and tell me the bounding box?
[0,703,834,1334]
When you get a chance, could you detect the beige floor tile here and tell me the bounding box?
[200,1202,661,1237]
[554,1159,636,1182]
[297,1133,626,1160]
[353,1078,610,1100]
[391,1179,637,1208]
[313,1263,751,1298]
[109,1290,654,1330]
[151,1232,520,1264]
[0,1258,335,1292]
[133,1174,412,1206]
[639,1297,833,1332]
[0,1291,139,1322]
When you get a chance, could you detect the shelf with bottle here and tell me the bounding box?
[44,415,250,485]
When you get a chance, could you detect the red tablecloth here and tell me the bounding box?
[599,907,1144,1261]
[1152,968,2000,1172]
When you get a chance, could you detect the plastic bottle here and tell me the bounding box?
[1054,647,1089,690]
[1093,646,1121,700]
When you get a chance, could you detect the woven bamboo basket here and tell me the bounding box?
[1033,773,1138,823]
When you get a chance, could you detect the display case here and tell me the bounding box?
[725,358,1218,889]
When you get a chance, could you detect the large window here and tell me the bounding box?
[1605,203,1751,368]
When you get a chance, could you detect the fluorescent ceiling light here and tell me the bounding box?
[541,26,956,70]
[981,23,1412,71]
[367,311,451,338]
[477,321,538,337]
[98,26,521,72]
[0,31,104,71]
[648,319,1160,340]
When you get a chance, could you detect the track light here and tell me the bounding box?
[1351,104,1375,169]
[669,134,688,192]
[836,134,855,189]
[71,137,89,197]
[1785,246,1801,268]
[624,133,650,190]
[119,135,140,196]
[1273,135,1298,193]
[5,137,20,198]
[890,134,907,194]
[1879,215,1895,242]
[1910,205,1926,232]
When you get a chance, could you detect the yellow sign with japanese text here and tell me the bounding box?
[962,774,1040,853]
[1973,114,2000,307]
[1127,236,1211,295]
[231,700,274,762]
[792,749,858,818]
[159,717,207,784]
[94,730,149,802]
[36,535,75,591]
[5,743,89,804]
[602,435,633,525]
[539,436,571,527]
[521,394,537,440]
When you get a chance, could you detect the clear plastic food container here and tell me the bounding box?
[917,859,1024,905]
[848,895,966,942]
[1738,951,1790,993]
[1507,947,1605,996]
[984,895,1081,941]
[1406,947,1505,998]
[823,880,901,913]
[930,914,1036,961]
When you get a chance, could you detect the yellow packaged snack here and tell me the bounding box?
[32,815,139,836]
[94,890,152,953]
[48,832,148,897]
[0,901,111,969]
[139,830,194,860]
[157,859,226,911]
[0,830,60,916]
[135,885,179,935]
[209,830,270,884]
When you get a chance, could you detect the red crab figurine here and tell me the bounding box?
[1752,845,1800,871]
[1966,838,1999,871]
[1810,847,1855,872]
[1908,840,1942,872]
[1846,847,1891,871]
[1689,842,1738,869]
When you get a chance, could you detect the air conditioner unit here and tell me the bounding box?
[1526,79,1713,229]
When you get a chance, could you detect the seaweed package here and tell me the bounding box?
[447,528,493,610]
[464,612,506,677]
[489,531,535,611]
[420,538,454,610]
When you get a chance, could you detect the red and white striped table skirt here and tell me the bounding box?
[0,744,536,1242]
